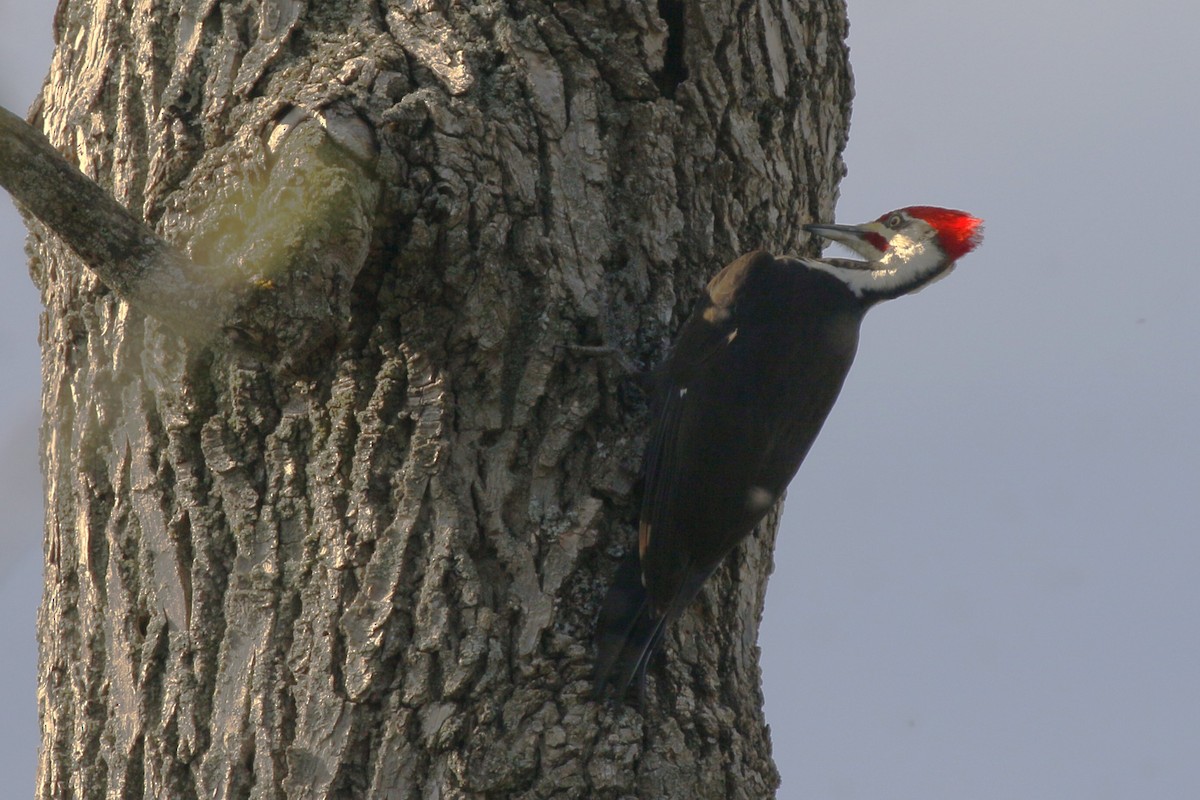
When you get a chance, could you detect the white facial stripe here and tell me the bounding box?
[793,239,947,298]
[879,233,922,265]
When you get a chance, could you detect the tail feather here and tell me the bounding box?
[593,553,666,701]
[594,552,720,703]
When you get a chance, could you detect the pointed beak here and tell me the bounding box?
[803,222,886,260]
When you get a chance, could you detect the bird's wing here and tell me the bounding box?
[637,251,774,609]
[661,250,769,386]
[638,380,687,565]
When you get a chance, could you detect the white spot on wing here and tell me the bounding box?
[679,387,688,398]
[746,486,776,512]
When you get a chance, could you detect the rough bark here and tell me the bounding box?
[29,0,851,797]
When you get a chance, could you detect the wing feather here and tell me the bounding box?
[636,252,773,611]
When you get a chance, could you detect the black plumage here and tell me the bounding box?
[593,206,983,703]
[594,251,865,700]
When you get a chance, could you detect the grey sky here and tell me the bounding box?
[3,1,1198,797]
[0,0,53,793]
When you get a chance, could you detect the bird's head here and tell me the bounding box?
[803,206,984,301]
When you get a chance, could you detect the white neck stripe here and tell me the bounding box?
[788,243,949,299]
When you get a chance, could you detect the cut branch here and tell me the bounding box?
[0,104,229,342]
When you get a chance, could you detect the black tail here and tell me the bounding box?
[594,553,718,703]
[592,553,667,702]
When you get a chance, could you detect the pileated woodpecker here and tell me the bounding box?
[593,206,984,701]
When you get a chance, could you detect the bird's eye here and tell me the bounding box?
[887,214,903,228]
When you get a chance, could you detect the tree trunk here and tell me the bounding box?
[30,0,850,797]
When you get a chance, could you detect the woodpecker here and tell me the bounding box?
[593,205,984,702]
